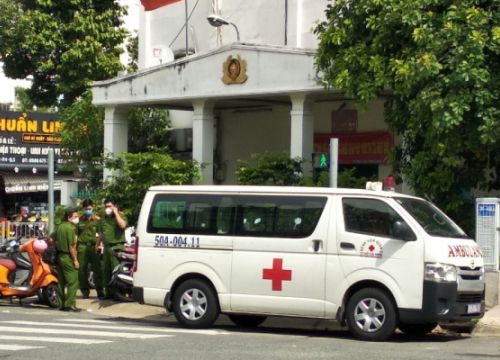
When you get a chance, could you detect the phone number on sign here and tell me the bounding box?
[154,235,200,248]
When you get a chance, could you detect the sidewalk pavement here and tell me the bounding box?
[75,291,500,337]
[471,305,500,337]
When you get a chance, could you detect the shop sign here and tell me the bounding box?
[314,131,394,164]
[0,111,62,170]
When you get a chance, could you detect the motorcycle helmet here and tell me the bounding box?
[33,238,48,253]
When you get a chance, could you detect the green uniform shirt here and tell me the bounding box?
[99,215,127,246]
[78,217,99,245]
[55,221,77,253]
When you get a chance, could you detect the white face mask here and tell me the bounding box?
[71,218,79,225]
[105,208,113,216]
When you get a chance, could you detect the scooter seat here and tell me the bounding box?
[0,258,16,272]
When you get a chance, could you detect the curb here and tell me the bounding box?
[472,323,500,337]
[75,292,169,321]
[75,292,500,337]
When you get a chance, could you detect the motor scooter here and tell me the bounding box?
[109,249,135,302]
[109,228,136,302]
[0,237,59,308]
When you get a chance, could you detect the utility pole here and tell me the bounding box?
[329,138,338,188]
[185,0,189,56]
[48,148,55,234]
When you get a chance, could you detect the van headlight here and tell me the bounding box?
[425,263,457,282]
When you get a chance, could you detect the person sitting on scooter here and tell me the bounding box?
[78,199,104,299]
[54,207,80,312]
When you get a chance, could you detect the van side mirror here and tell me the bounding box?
[392,220,416,241]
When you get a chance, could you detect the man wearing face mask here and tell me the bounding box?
[97,198,127,299]
[77,199,104,299]
[54,208,80,311]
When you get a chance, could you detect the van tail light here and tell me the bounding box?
[132,235,139,273]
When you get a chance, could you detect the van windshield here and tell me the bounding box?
[395,197,469,239]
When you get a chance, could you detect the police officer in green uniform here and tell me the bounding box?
[54,208,80,312]
[97,198,127,299]
[78,199,104,299]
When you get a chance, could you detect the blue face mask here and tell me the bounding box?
[83,209,93,217]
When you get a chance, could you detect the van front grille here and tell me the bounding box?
[456,293,483,303]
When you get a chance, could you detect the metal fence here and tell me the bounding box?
[0,221,47,245]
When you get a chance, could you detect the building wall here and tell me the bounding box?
[217,105,291,183]
[139,0,329,68]
[218,99,390,184]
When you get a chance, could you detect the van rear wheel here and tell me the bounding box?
[346,288,397,341]
[229,314,267,328]
[173,279,219,328]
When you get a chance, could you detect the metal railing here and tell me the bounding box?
[0,221,47,245]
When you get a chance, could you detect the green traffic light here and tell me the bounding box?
[320,153,328,168]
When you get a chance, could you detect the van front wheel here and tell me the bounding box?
[173,279,219,328]
[346,288,397,341]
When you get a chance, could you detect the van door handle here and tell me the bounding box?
[312,239,322,252]
[340,242,355,250]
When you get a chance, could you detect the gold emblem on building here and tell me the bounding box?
[222,55,247,85]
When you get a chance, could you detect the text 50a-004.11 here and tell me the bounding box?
[154,235,200,248]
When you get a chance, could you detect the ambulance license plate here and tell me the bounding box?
[467,303,481,314]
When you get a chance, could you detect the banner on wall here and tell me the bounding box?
[314,131,394,164]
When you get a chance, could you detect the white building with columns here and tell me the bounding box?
[92,0,393,184]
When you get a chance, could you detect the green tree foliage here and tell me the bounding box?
[101,152,199,224]
[128,107,172,153]
[59,91,104,187]
[236,151,305,185]
[315,0,499,229]
[126,32,139,73]
[0,0,127,107]
[14,87,34,112]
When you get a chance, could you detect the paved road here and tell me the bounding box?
[1,301,500,360]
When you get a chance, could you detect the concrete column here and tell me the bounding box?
[290,93,314,178]
[192,100,215,184]
[60,181,78,207]
[103,106,129,180]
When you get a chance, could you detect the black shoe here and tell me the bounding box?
[81,292,90,299]
[97,291,105,299]
[63,307,82,313]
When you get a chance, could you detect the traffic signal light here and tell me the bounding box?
[313,153,329,169]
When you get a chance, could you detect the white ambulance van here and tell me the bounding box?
[132,186,485,341]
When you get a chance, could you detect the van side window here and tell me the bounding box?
[342,198,409,238]
[150,200,185,230]
[236,196,327,238]
[185,202,215,233]
[216,197,236,235]
[147,194,236,235]
[147,194,326,237]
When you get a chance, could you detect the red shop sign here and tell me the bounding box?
[314,131,394,164]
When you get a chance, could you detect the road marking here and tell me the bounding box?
[0,335,112,345]
[0,326,171,339]
[0,344,45,351]
[3,320,230,336]
[57,318,117,324]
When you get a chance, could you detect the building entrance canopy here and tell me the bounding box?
[91,43,339,184]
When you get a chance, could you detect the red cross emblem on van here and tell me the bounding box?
[262,258,292,291]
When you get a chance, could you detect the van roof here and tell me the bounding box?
[147,185,420,199]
